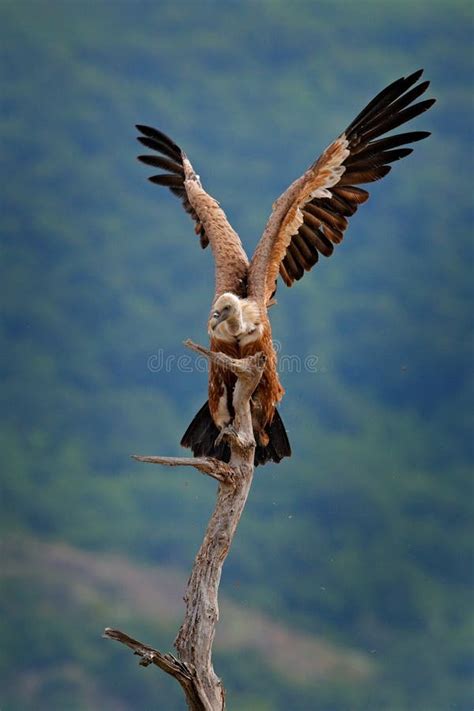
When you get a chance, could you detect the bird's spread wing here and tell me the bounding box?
[248,69,435,305]
[137,125,249,299]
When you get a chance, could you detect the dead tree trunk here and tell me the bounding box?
[104,339,266,710]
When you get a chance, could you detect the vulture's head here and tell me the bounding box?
[208,292,243,340]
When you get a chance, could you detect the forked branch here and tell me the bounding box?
[105,340,265,710]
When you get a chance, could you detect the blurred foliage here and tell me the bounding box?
[0,0,473,709]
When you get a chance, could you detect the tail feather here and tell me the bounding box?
[181,401,291,467]
[180,401,230,462]
[256,408,291,465]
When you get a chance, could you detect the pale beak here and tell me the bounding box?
[211,311,226,329]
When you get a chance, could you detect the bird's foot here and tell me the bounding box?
[215,424,239,448]
[215,423,255,454]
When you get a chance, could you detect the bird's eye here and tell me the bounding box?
[213,311,220,319]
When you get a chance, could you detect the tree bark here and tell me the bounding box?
[104,340,265,710]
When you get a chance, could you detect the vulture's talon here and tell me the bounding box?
[215,424,239,447]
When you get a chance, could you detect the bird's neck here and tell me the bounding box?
[212,306,244,343]
[237,299,264,347]
[225,309,244,336]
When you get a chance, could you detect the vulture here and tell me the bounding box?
[137,69,435,466]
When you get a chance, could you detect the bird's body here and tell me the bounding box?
[208,293,282,447]
[137,69,435,465]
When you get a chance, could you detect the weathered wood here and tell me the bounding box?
[103,628,210,711]
[131,455,234,484]
[104,341,265,710]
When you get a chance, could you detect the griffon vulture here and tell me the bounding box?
[137,69,435,465]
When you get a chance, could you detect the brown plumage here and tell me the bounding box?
[137,69,435,465]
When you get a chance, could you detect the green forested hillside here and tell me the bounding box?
[1,1,472,709]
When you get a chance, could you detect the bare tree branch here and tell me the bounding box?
[104,628,212,711]
[104,342,265,710]
[131,455,234,484]
[184,338,266,378]
[103,627,186,674]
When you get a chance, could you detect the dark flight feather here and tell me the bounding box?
[138,154,184,174]
[286,242,306,278]
[300,223,334,256]
[346,68,424,134]
[339,165,392,184]
[136,124,181,159]
[293,231,317,264]
[148,174,184,188]
[346,148,413,170]
[136,124,210,249]
[137,135,181,163]
[279,70,435,287]
[304,203,348,231]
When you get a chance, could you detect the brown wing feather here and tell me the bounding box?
[248,70,435,304]
[137,125,249,298]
